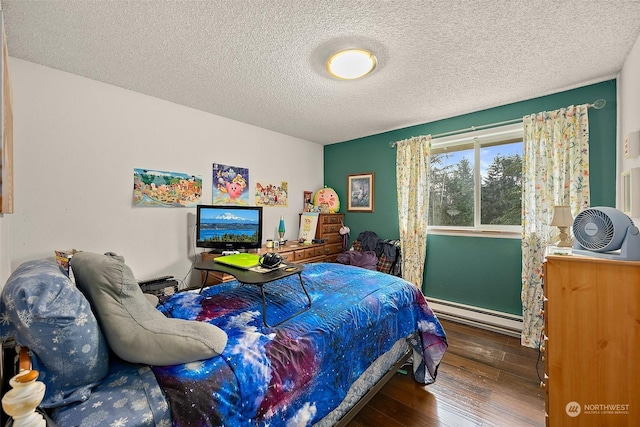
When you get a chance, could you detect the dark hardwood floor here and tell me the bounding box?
[347,319,545,427]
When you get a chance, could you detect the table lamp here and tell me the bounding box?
[278,216,286,244]
[551,205,573,247]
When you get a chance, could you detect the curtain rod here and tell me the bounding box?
[389,98,606,148]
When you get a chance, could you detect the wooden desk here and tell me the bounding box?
[194,260,310,327]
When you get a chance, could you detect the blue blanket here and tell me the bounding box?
[153,263,447,426]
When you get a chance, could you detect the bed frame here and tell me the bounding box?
[334,350,411,426]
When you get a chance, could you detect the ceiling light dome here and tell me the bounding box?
[326,49,377,80]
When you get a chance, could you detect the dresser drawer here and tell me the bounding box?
[294,248,317,261]
[324,242,344,255]
[293,250,306,262]
[323,233,343,244]
[201,270,234,286]
[321,223,341,234]
[279,251,294,262]
[321,214,343,225]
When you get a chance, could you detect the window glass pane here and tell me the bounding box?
[429,146,474,226]
[480,141,522,226]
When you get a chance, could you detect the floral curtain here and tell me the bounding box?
[396,135,431,288]
[521,105,590,347]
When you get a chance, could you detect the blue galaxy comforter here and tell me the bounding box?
[153,263,447,426]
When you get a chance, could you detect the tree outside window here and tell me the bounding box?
[480,144,522,226]
[428,126,522,231]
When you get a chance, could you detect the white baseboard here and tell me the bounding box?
[428,298,523,338]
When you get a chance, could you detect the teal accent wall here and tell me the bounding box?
[324,80,617,315]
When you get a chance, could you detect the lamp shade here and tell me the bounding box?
[551,206,573,226]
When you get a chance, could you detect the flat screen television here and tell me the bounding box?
[196,205,263,252]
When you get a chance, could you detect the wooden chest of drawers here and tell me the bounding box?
[314,213,344,262]
[543,255,640,426]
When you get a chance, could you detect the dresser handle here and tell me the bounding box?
[540,373,549,388]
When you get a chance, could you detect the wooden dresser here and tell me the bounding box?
[543,255,640,426]
[313,213,345,262]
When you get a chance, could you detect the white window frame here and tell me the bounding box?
[428,122,523,239]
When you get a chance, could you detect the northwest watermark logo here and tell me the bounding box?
[566,402,581,417]
[565,401,631,417]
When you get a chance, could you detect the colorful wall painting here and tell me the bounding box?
[256,181,288,207]
[133,168,202,207]
[213,163,250,205]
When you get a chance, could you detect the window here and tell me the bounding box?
[428,123,523,233]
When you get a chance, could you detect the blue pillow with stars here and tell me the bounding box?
[0,259,109,408]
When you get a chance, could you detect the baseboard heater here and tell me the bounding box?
[427,298,523,338]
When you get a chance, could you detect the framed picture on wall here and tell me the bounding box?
[347,173,374,212]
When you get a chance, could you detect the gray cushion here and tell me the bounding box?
[143,293,159,307]
[0,259,109,408]
[71,251,227,366]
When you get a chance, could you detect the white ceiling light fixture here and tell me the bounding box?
[326,49,377,80]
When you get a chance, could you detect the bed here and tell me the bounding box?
[0,252,447,426]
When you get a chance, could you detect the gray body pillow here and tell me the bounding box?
[71,251,227,366]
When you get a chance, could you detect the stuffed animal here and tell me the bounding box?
[313,187,340,213]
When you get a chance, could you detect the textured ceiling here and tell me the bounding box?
[3,1,640,145]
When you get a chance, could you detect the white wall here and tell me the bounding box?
[618,32,640,221]
[0,58,324,286]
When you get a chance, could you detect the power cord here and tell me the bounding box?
[176,222,199,291]
[535,329,545,384]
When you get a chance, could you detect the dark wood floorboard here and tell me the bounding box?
[347,319,545,427]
